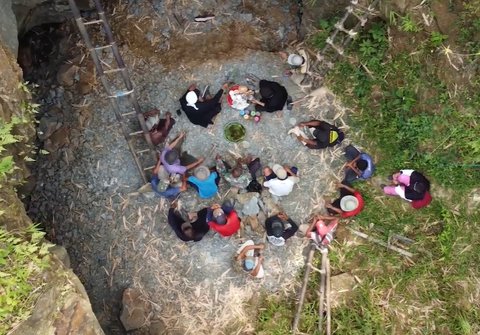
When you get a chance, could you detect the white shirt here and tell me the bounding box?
[263,176,299,196]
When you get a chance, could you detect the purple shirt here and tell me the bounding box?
[160,148,187,175]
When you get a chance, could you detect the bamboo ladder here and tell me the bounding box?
[68,0,157,183]
[307,0,381,82]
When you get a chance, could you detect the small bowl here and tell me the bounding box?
[224,122,246,143]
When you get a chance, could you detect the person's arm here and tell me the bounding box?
[325,203,343,215]
[297,135,317,147]
[184,157,205,171]
[179,174,188,192]
[168,131,185,150]
[282,218,299,240]
[251,98,265,106]
[236,244,265,260]
[299,120,322,127]
[338,183,356,193]
[250,256,264,277]
[152,158,162,175]
[304,219,317,238]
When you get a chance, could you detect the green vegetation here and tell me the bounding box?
[0,225,51,334]
[0,82,39,179]
[257,2,480,334]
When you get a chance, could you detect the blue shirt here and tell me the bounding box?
[187,172,218,199]
[151,176,181,199]
[359,153,375,180]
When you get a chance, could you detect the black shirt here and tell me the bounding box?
[307,121,342,149]
[265,215,298,246]
[179,89,223,128]
[256,80,288,113]
[404,171,430,201]
[168,207,209,242]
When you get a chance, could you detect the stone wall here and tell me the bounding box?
[0,2,104,334]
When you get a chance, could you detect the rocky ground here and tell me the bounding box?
[24,1,354,334]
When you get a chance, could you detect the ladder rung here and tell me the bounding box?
[129,130,144,136]
[84,19,104,25]
[94,45,112,51]
[143,165,155,171]
[136,149,150,154]
[121,111,136,117]
[104,68,124,74]
[109,89,134,98]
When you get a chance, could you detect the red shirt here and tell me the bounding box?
[208,211,240,237]
[341,191,364,218]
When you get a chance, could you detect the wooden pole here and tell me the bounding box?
[318,248,328,333]
[292,244,316,334]
[326,257,332,335]
[346,227,413,258]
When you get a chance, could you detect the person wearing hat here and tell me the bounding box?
[263,164,300,197]
[265,212,299,246]
[382,169,431,206]
[215,154,254,190]
[343,144,375,184]
[235,240,265,279]
[179,83,228,128]
[160,131,205,175]
[187,165,220,199]
[250,79,288,113]
[289,120,344,149]
[305,215,339,247]
[279,49,309,74]
[167,202,210,242]
[326,183,364,218]
[150,158,187,200]
[206,201,241,237]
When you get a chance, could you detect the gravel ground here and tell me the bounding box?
[26,2,352,334]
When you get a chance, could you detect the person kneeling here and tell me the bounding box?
[265,212,298,246]
[167,203,209,242]
[187,165,220,199]
[305,215,339,247]
[289,120,344,149]
[235,240,265,279]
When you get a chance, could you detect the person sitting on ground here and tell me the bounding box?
[263,164,300,197]
[179,83,228,128]
[278,49,309,74]
[265,211,299,246]
[250,79,288,113]
[326,182,364,218]
[215,154,253,190]
[167,202,209,242]
[143,109,175,146]
[235,240,265,279]
[343,144,375,184]
[150,158,187,200]
[305,214,339,247]
[206,200,241,237]
[160,131,204,175]
[227,85,254,110]
[382,169,431,207]
[187,165,220,199]
[289,120,344,149]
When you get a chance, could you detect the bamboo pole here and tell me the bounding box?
[292,244,316,333]
[326,257,332,335]
[346,227,413,258]
[318,248,328,333]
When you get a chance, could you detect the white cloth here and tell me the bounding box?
[263,176,299,197]
[186,91,199,110]
[145,115,160,131]
[236,240,264,278]
[267,235,286,247]
[229,90,250,110]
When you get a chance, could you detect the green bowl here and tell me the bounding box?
[224,122,246,143]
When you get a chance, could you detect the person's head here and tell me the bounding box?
[169,173,182,187]
[212,207,227,225]
[329,129,345,145]
[260,85,274,99]
[340,195,359,212]
[186,91,199,110]
[357,159,368,171]
[194,165,210,181]
[165,150,179,165]
[272,164,287,180]
[271,220,285,238]
[413,181,426,194]
[287,54,305,66]
[232,167,243,178]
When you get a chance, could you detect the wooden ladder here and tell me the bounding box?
[68,0,157,183]
[311,0,380,79]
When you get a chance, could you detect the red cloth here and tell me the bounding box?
[411,191,432,209]
[226,85,240,106]
[341,191,364,218]
[208,210,240,237]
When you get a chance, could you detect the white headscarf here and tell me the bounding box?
[186,91,199,110]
